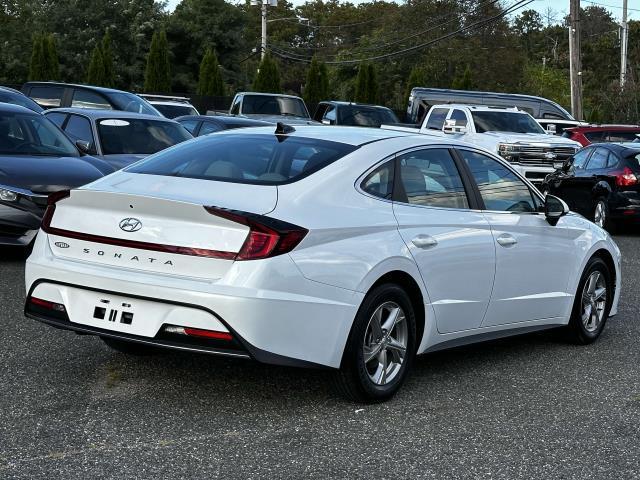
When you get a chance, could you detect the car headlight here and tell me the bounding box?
[497,143,521,160]
[0,188,18,202]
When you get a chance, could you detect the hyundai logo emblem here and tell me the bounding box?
[119,218,142,232]
[54,241,70,249]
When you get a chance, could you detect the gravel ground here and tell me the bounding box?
[1,231,639,479]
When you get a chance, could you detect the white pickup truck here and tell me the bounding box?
[386,104,581,184]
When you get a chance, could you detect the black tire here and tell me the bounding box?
[333,283,417,403]
[100,336,161,355]
[566,256,613,345]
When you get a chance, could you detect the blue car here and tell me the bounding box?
[0,104,113,246]
[0,86,44,113]
[44,108,193,170]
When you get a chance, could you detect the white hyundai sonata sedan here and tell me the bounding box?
[24,125,621,401]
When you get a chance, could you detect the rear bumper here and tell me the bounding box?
[25,232,361,368]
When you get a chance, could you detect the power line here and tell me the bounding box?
[582,0,640,13]
[270,0,503,56]
[270,0,534,65]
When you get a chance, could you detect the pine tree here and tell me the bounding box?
[28,34,46,81]
[303,56,329,106]
[252,53,281,93]
[86,44,105,85]
[354,63,369,103]
[404,66,426,108]
[366,64,378,104]
[42,34,59,81]
[452,65,473,90]
[144,30,171,93]
[101,32,115,87]
[197,47,225,96]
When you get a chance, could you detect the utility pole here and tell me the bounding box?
[620,0,629,87]
[251,0,277,60]
[569,0,583,120]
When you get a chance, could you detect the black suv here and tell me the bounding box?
[541,143,640,231]
[21,82,161,116]
[313,101,399,128]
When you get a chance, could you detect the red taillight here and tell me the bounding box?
[183,327,233,341]
[29,296,66,312]
[163,325,233,341]
[615,167,638,187]
[205,206,308,261]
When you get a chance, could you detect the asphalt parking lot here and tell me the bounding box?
[1,232,639,479]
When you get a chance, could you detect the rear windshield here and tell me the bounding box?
[126,134,357,185]
[242,95,309,118]
[153,104,198,119]
[97,118,192,155]
[338,106,399,127]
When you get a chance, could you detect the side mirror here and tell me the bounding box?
[546,124,557,135]
[545,194,569,226]
[75,139,91,154]
[442,119,467,134]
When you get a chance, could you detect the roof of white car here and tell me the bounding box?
[219,125,445,147]
[432,104,525,113]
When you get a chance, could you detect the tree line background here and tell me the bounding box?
[1,0,639,122]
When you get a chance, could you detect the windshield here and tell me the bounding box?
[97,118,192,155]
[471,111,546,134]
[108,92,162,116]
[338,106,398,127]
[0,110,78,156]
[153,104,198,119]
[0,91,44,113]
[127,134,357,185]
[242,95,309,118]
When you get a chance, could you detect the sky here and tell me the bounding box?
[165,0,638,21]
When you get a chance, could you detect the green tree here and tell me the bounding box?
[197,47,225,96]
[252,53,281,93]
[354,63,368,103]
[522,63,570,110]
[86,44,105,85]
[303,56,329,106]
[43,34,59,80]
[354,63,378,103]
[144,29,172,93]
[101,31,115,87]
[452,66,473,90]
[404,66,426,109]
[28,34,46,81]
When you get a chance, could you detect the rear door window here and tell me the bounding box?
[45,112,67,127]
[607,131,640,142]
[584,131,605,143]
[72,89,112,109]
[177,119,199,135]
[127,134,357,184]
[29,86,64,108]
[425,108,449,131]
[586,148,608,170]
[361,161,394,200]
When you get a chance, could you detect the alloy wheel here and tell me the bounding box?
[594,201,606,228]
[581,270,607,333]
[363,301,408,386]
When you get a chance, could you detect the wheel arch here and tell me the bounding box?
[591,247,617,295]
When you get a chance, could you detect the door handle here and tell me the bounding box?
[496,234,517,247]
[412,234,438,249]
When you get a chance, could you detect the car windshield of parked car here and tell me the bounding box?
[126,134,357,185]
[153,104,198,119]
[339,107,399,127]
[472,112,546,134]
[0,91,44,113]
[242,95,308,118]
[0,111,78,156]
[108,92,162,116]
[97,118,192,155]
